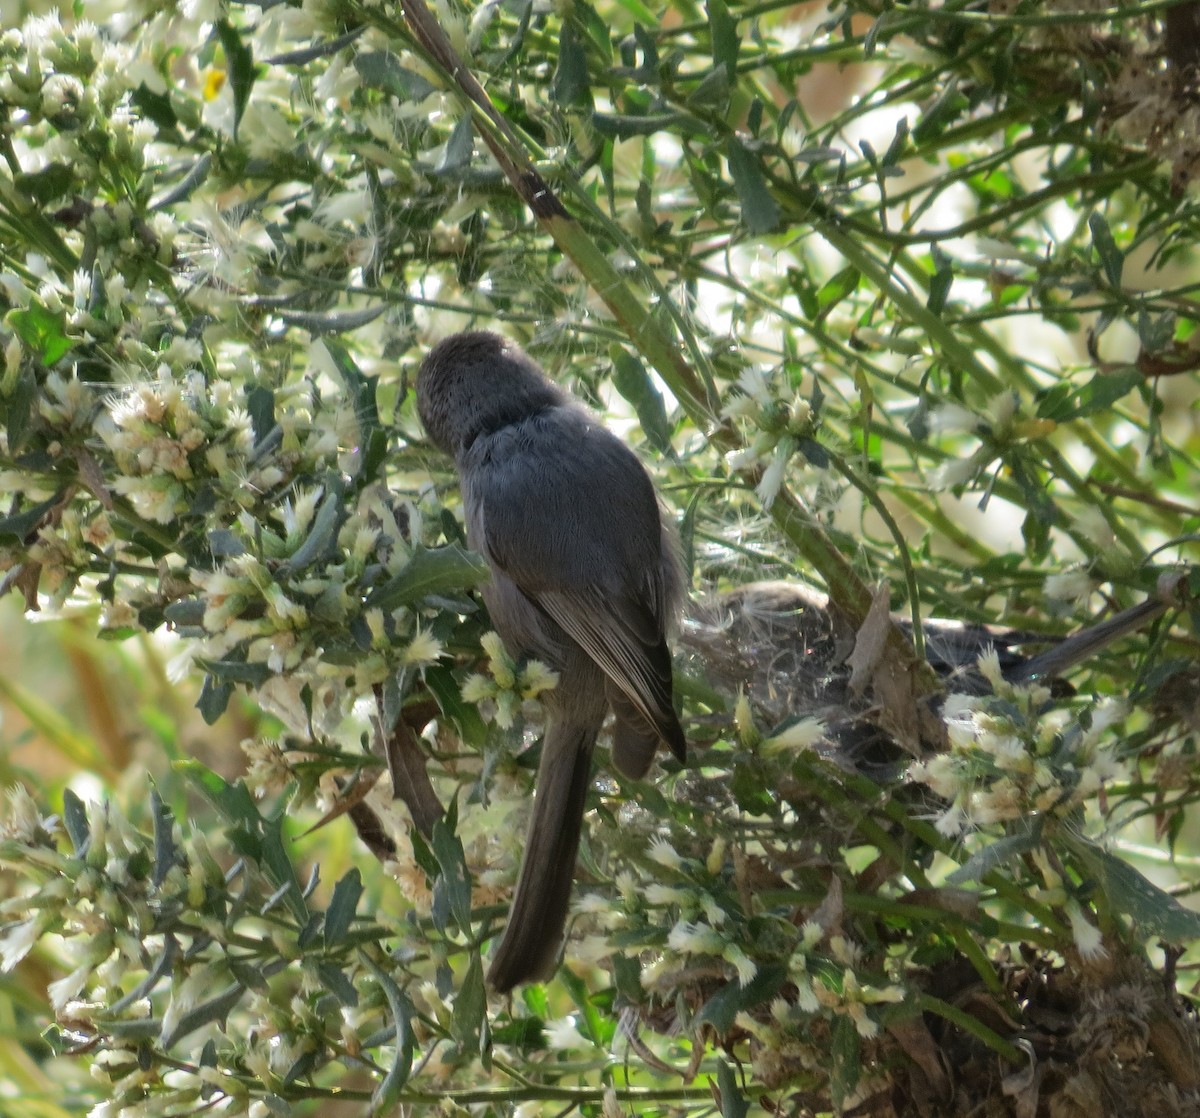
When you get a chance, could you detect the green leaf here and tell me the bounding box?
[215,20,257,140]
[422,664,489,746]
[365,545,489,612]
[453,952,487,1055]
[277,481,344,575]
[611,0,656,23]
[430,814,473,935]
[178,760,309,923]
[321,340,387,484]
[558,966,609,1046]
[195,672,233,723]
[1088,212,1124,288]
[715,1058,750,1118]
[61,788,90,852]
[0,493,61,544]
[150,787,177,887]
[9,301,73,364]
[3,367,36,453]
[948,823,1041,885]
[315,961,360,1008]
[245,385,276,445]
[609,346,674,453]
[108,936,179,1014]
[200,658,272,685]
[131,83,178,132]
[362,953,415,1110]
[708,0,739,78]
[1068,837,1200,944]
[816,266,860,320]
[434,115,475,175]
[14,163,76,204]
[325,868,363,947]
[354,51,437,101]
[927,246,953,315]
[726,140,780,234]
[160,982,246,1047]
[1036,369,1141,422]
[551,19,590,106]
[322,341,380,430]
[694,965,786,1034]
[830,1014,862,1109]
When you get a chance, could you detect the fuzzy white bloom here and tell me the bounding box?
[647,837,683,870]
[1,785,47,844]
[480,631,515,689]
[667,919,725,955]
[545,1016,589,1050]
[975,647,1004,690]
[755,439,792,508]
[572,892,613,915]
[927,402,980,435]
[643,884,692,906]
[724,943,758,986]
[1071,505,1115,551]
[1044,568,1096,603]
[403,626,444,667]
[0,918,39,972]
[1065,899,1107,961]
[519,659,559,699]
[762,716,825,755]
[929,452,982,491]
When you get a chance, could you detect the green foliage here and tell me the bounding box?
[0,0,1198,1115]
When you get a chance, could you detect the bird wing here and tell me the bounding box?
[468,411,685,761]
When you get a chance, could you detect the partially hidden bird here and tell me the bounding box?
[416,331,686,991]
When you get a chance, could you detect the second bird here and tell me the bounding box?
[416,331,686,992]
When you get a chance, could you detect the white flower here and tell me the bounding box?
[403,626,444,667]
[647,837,683,870]
[519,659,559,699]
[1,786,46,843]
[667,920,724,955]
[975,647,1004,690]
[927,402,980,435]
[0,918,39,971]
[1065,899,1107,961]
[762,716,825,755]
[755,440,791,508]
[1044,569,1096,603]
[929,453,982,491]
[643,884,691,906]
[724,944,758,986]
[545,1016,589,1050]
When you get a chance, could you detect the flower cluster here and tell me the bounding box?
[909,650,1128,837]
[461,631,560,728]
[0,784,431,1118]
[722,365,822,507]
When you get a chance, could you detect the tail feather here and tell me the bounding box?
[486,718,599,992]
[607,682,686,779]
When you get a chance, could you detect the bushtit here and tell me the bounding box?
[416,331,686,991]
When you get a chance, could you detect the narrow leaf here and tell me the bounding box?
[708,0,739,78]
[1069,837,1200,944]
[354,51,437,101]
[1088,212,1124,288]
[215,20,257,139]
[726,140,780,234]
[325,868,363,947]
[715,1058,750,1118]
[609,346,674,453]
[551,19,590,106]
[365,545,490,612]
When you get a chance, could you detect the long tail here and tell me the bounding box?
[486,716,599,992]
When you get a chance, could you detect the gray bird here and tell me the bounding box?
[416,331,686,991]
